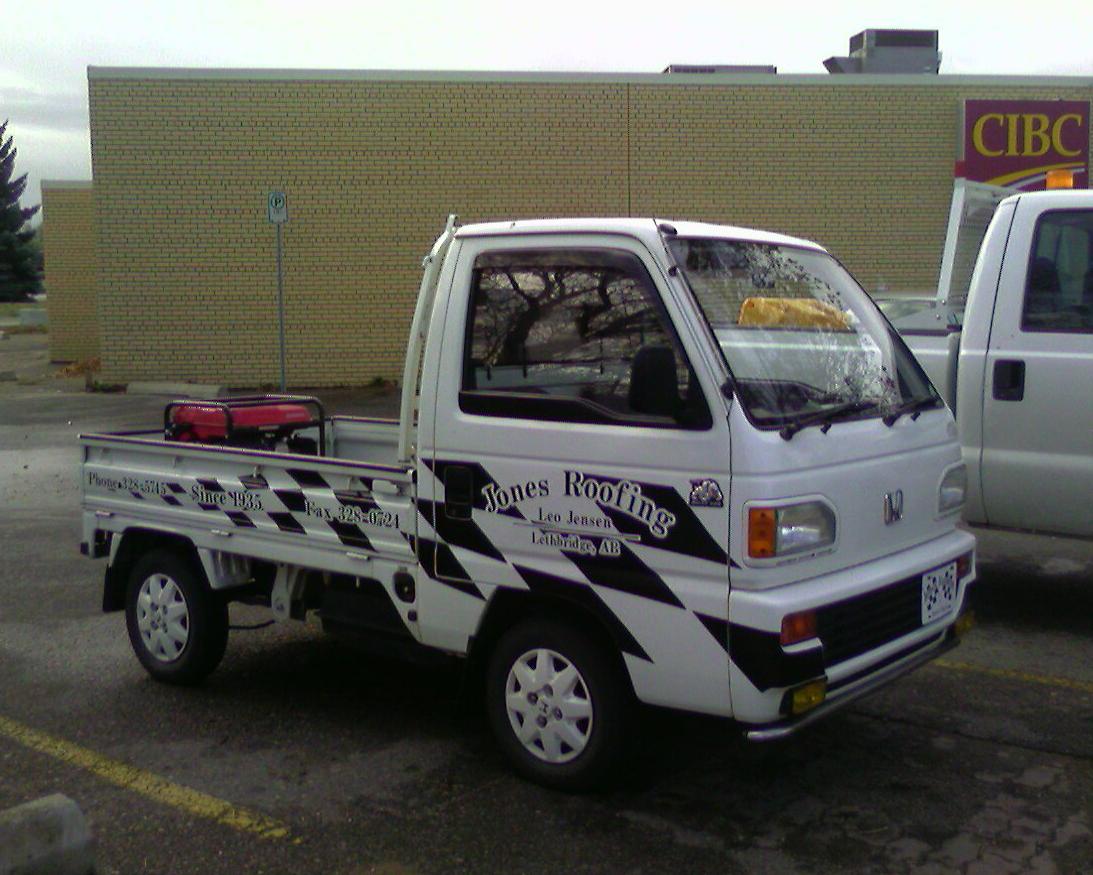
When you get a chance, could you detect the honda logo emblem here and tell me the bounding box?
[884,490,904,525]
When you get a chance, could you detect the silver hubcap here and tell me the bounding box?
[505,648,593,764]
[136,573,190,662]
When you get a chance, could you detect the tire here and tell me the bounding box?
[486,619,629,791]
[125,548,228,685]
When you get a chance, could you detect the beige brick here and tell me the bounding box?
[41,183,98,362]
[70,73,1093,387]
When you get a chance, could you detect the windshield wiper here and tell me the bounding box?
[882,395,942,427]
[778,399,881,441]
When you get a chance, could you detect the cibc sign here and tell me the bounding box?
[959,99,1089,190]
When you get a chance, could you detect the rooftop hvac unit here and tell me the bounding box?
[824,29,941,74]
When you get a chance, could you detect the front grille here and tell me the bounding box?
[816,576,922,666]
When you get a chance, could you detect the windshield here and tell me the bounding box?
[667,238,938,429]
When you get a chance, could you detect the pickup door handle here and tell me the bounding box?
[992,359,1026,401]
[443,466,474,521]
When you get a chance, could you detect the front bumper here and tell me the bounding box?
[727,529,976,728]
[742,624,961,741]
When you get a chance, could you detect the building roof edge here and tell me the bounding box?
[85,66,1093,88]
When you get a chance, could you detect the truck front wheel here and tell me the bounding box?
[486,619,629,790]
[125,549,228,685]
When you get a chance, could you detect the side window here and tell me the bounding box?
[1022,210,1093,333]
[460,247,710,428]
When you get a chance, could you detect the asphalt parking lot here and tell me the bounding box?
[1,340,1090,874]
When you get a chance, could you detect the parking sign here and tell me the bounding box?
[267,191,288,224]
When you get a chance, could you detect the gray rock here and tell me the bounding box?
[0,794,94,875]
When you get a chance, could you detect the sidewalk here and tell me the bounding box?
[0,332,85,394]
[0,332,401,417]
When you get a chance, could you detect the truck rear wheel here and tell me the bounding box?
[486,619,628,790]
[125,549,228,685]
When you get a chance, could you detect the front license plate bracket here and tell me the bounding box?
[921,561,957,624]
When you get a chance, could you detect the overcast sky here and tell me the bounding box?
[3,0,1091,214]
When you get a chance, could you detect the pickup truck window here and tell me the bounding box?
[460,248,710,428]
[1022,210,1093,334]
[668,238,937,430]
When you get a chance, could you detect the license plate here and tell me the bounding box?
[921,562,957,624]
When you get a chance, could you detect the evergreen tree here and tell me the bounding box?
[0,120,41,301]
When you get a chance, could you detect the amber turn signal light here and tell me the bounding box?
[789,679,827,716]
[953,611,975,637]
[748,507,777,558]
[956,551,974,580]
[780,610,818,646]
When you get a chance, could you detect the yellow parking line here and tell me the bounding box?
[0,714,296,842]
[934,659,1093,695]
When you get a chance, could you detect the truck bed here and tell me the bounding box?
[80,416,416,580]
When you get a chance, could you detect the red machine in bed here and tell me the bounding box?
[164,395,326,454]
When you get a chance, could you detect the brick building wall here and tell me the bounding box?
[85,69,1093,387]
[40,181,98,362]
[629,81,1092,292]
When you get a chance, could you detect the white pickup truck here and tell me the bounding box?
[80,216,976,788]
[892,189,1093,538]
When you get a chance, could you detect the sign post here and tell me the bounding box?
[267,191,289,392]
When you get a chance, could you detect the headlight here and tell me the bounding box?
[938,464,967,515]
[748,501,836,559]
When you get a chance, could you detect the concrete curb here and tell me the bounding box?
[0,794,94,875]
[126,381,225,398]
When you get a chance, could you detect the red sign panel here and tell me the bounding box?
[959,99,1089,190]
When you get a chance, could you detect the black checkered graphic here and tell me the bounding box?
[131,470,403,555]
[414,458,734,667]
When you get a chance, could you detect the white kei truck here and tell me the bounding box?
[80,216,977,789]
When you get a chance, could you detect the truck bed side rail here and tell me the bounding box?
[80,432,415,569]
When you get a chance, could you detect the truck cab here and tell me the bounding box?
[894,189,1093,538]
[414,218,974,734]
[959,191,1093,536]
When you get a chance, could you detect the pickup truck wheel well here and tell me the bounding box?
[103,529,204,613]
[467,590,636,701]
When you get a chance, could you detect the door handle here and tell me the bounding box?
[443,466,474,521]
[992,359,1025,401]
